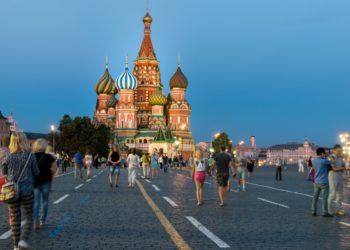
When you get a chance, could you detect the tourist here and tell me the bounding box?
[141,152,150,179]
[275,157,282,181]
[191,150,207,206]
[298,158,305,175]
[158,153,163,170]
[1,132,39,250]
[246,157,254,177]
[32,139,57,230]
[307,156,314,181]
[173,155,179,169]
[94,154,101,169]
[163,153,169,173]
[207,154,214,175]
[211,146,235,206]
[311,147,333,217]
[151,150,159,178]
[328,145,348,216]
[127,149,140,188]
[84,150,93,179]
[235,154,247,192]
[61,152,69,174]
[73,150,84,180]
[179,154,184,170]
[108,147,121,188]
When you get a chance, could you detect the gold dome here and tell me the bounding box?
[143,12,152,23]
[149,89,167,106]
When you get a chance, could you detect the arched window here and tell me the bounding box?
[139,139,142,144]
[126,139,130,143]
[131,139,134,143]
[143,139,147,144]
[140,96,143,102]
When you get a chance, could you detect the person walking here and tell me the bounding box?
[151,150,159,178]
[108,147,121,188]
[158,154,163,170]
[73,150,84,180]
[246,157,254,177]
[141,153,150,179]
[211,146,235,207]
[298,158,305,175]
[84,150,93,179]
[328,144,348,216]
[275,157,282,181]
[235,154,247,192]
[127,149,140,188]
[163,153,169,173]
[32,139,57,230]
[0,132,40,250]
[61,153,69,174]
[191,150,207,206]
[311,147,333,217]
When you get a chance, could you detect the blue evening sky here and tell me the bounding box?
[1,0,350,147]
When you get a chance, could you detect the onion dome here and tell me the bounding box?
[107,95,118,108]
[143,12,152,23]
[149,89,167,106]
[170,66,188,89]
[95,63,117,95]
[116,58,138,90]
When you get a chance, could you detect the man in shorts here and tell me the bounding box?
[211,146,235,206]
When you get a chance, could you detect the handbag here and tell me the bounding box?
[0,153,32,203]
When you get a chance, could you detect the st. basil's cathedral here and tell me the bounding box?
[93,10,194,159]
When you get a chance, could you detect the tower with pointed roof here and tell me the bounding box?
[133,10,163,128]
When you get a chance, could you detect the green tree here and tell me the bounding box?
[212,132,232,153]
[57,115,111,157]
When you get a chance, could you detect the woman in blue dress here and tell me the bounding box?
[151,149,159,179]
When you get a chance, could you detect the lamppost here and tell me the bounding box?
[50,125,56,153]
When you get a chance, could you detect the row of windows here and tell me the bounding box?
[126,139,152,144]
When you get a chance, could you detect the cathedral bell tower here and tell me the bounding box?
[133,10,162,127]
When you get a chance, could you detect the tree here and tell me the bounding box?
[212,132,232,153]
[57,115,111,157]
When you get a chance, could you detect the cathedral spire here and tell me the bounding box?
[137,3,156,60]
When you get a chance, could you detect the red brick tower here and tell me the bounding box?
[133,10,162,128]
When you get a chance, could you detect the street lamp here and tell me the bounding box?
[50,125,56,153]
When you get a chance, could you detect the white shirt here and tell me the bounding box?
[127,154,140,169]
[194,158,206,172]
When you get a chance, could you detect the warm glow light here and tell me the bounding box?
[214,133,221,139]
[181,124,186,130]
[50,125,55,132]
[209,148,214,153]
[238,140,245,145]
[175,140,180,146]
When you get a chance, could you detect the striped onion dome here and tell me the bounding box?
[95,66,117,95]
[107,95,118,108]
[116,60,138,90]
[149,89,167,106]
[169,66,188,89]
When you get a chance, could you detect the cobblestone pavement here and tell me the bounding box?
[1,166,350,249]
